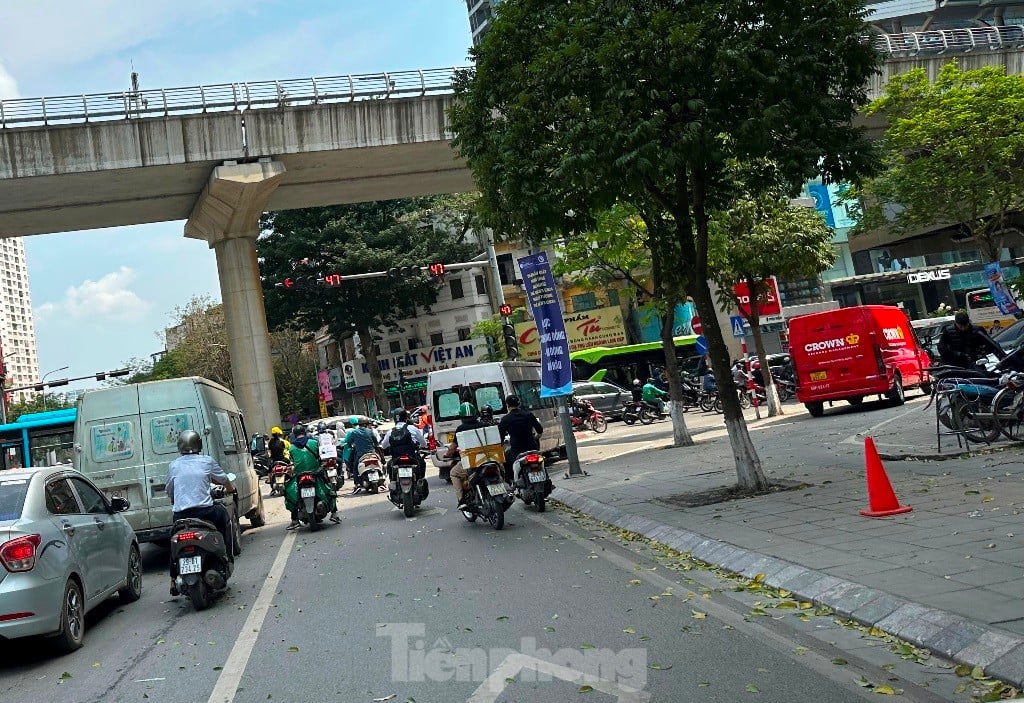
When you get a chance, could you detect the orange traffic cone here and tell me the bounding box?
[859,436,912,518]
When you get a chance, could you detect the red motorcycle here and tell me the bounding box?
[570,400,608,433]
[268,461,292,497]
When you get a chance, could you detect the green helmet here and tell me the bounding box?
[348,415,360,427]
[458,402,478,419]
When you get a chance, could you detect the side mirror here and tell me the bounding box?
[110,496,131,512]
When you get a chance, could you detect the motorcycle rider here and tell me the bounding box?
[642,378,669,415]
[268,426,290,463]
[286,424,341,529]
[381,408,428,479]
[166,430,235,596]
[631,379,643,403]
[446,402,489,510]
[345,415,380,483]
[938,310,1005,368]
[498,394,544,483]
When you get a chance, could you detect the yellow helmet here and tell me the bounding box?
[270,426,283,436]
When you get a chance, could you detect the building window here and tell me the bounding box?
[496,253,516,285]
[572,293,598,312]
[450,278,465,300]
[430,332,445,346]
[389,340,402,354]
[373,344,382,357]
[408,338,420,350]
[457,327,472,341]
[475,275,487,295]
[607,289,620,307]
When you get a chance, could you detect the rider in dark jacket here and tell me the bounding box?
[937,311,1005,368]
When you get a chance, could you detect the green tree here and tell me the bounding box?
[6,394,74,422]
[855,63,1024,263]
[260,198,481,414]
[552,204,695,446]
[710,188,836,416]
[269,328,320,423]
[449,0,879,490]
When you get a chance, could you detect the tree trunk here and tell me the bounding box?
[659,307,694,447]
[745,277,782,417]
[689,177,767,492]
[358,326,388,416]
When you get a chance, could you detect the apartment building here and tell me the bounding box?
[0,237,40,401]
[466,0,499,46]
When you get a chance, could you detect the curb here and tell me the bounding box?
[550,486,1024,687]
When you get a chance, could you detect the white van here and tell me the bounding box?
[73,377,265,544]
[426,361,564,477]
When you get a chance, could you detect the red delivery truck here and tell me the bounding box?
[788,305,932,418]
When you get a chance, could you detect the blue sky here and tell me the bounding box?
[0,1,474,385]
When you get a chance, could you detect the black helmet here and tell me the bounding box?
[480,406,494,420]
[177,430,202,455]
[396,408,410,423]
[316,421,328,433]
[293,424,307,437]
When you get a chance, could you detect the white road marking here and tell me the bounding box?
[206,529,297,703]
[840,406,919,445]
[466,652,651,703]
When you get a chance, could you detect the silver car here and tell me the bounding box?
[0,467,140,652]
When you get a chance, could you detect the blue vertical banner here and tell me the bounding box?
[517,252,573,397]
[984,261,1022,316]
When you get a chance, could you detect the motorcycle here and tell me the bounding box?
[290,468,332,532]
[268,461,292,497]
[512,450,553,512]
[388,452,429,518]
[322,457,343,491]
[356,452,387,494]
[570,401,608,433]
[457,457,515,530]
[170,476,237,611]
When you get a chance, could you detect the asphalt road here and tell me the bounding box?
[0,440,983,703]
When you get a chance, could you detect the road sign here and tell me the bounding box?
[734,276,782,318]
[695,335,707,355]
[690,315,702,335]
[730,315,748,338]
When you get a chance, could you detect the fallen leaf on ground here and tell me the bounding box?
[746,684,760,693]
[579,684,594,693]
[691,610,707,619]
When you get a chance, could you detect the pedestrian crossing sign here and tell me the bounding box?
[730,315,747,338]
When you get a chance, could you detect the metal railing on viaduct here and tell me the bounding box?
[2,25,1023,129]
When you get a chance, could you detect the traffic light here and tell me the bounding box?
[428,262,446,282]
[503,323,519,360]
[387,266,421,279]
[499,304,512,317]
[277,276,319,289]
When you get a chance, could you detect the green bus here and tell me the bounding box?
[569,336,702,388]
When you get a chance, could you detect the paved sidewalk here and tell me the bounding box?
[554,394,1024,685]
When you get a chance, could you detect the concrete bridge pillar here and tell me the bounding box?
[184,160,286,437]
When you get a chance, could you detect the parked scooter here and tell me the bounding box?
[570,400,608,433]
[457,457,515,530]
[268,461,292,497]
[387,452,429,518]
[355,452,387,494]
[169,475,237,611]
[322,456,343,491]
[511,450,553,512]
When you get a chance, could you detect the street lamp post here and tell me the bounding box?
[40,366,70,411]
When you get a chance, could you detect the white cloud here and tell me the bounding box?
[0,62,18,99]
[38,267,150,323]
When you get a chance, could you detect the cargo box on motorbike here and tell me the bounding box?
[787,305,931,417]
[456,425,501,449]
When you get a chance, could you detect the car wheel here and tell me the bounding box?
[806,402,825,418]
[118,544,143,603]
[52,579,85,653]
[248,491,266,528]
[887,373,905,405]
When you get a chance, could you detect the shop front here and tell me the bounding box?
[825,261,990,319]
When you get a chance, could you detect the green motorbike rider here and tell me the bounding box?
[285,424,341,529]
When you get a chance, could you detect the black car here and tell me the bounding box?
[572,381,629,420]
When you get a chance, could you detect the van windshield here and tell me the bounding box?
[433,384,507,422]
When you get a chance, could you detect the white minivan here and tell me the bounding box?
[427,361,565,479]
[73,377,265,544]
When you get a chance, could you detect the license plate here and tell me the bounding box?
[274,476,285,485]
[179,556,202,575]
[300,486,316,498]
[528,471,546,484]
[810,371,827,381]
[367,471,379,481]
[446,433,455,442]
[327,468,337,478]
[488,483,509,496]
[397,467,414,478]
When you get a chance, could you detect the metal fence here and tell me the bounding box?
[0,67,464,129]
[4,26,1024,129]
[876,25,1024,57]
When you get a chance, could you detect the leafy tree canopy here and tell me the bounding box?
[6,394,74,423]
[855,62,1024,261]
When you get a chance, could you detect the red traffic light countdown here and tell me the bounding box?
[428,262,446,277]
[499,304,513,317]
[324,273,342,287]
